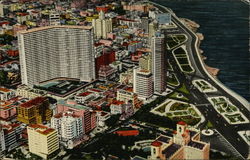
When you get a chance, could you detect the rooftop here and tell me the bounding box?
[20,97,46,108]
[151,140,162,147]
[18,25,93,34]
[29,124,55,135]
[188,141,205,150]
[0,87,11,92]
[178,121,187,126]
[58,99,91,110]
[156,135,171,144]
[111,99,125,105]
[163,143,181,159]
[78,91,92,97]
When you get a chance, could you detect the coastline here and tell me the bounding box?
[180,18,220,78]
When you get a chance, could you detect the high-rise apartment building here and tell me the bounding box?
[51,111,84,149]
[17,97,52,124]
[92,11,112,39]
[151,32,167,93]
[27,124,59,159]
[133,67,153,99]
[18,25,95,86]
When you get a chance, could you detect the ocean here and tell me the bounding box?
[155,0,250,101]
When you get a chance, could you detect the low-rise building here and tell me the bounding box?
[119,69,133,85]
[27,124,59,159]
[96,111,111,127]
[110,100,125,115]
[0,97,28,120]
[75,91,97,105]
[0,88,15,101]
[98,65,116,80]
[117,88,142,109]
[16,85,47,99]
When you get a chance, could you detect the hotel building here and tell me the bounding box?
[18,25,96,86]
[150,121,210,160]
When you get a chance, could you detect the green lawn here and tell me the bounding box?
[177,84,190,94]
[166,34,187,50]
[169,102,190,111]
[155,102,170,113]
[206,121,214,128]
[167,74,180,87]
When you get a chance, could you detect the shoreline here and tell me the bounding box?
[180,18,220,78]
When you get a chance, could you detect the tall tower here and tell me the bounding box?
[18,26,96,85]
[151,32,167,93]
[92,11,112,39]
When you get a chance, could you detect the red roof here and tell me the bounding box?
[20,97,46,108]
[89,88,102,93]
[29,124,48,129]
[151,140,162,147]
[111,100,124,105]
[0,21,10,26]
[115,130,139,136]
[178,121,187,126]
[78,91,92,97]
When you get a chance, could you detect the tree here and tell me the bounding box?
[0,70,7,85]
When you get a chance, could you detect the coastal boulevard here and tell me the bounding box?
[149,1,250,159]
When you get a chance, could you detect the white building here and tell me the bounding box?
[133,67,153,99]
[16,85,47,99]
[92,11,112,39]
[49,11,60,26]
[110,100,125,115]
[96,111,110,127]
[51,112,83,149]
[18,25,96,86]
[151,32,167,93]
[0,88,15,101]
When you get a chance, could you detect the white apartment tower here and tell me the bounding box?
[18,26,96,86]
[133,67,153,99]
[51,112,83,149]
[151,32,167,93]
[92,11,112,39]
